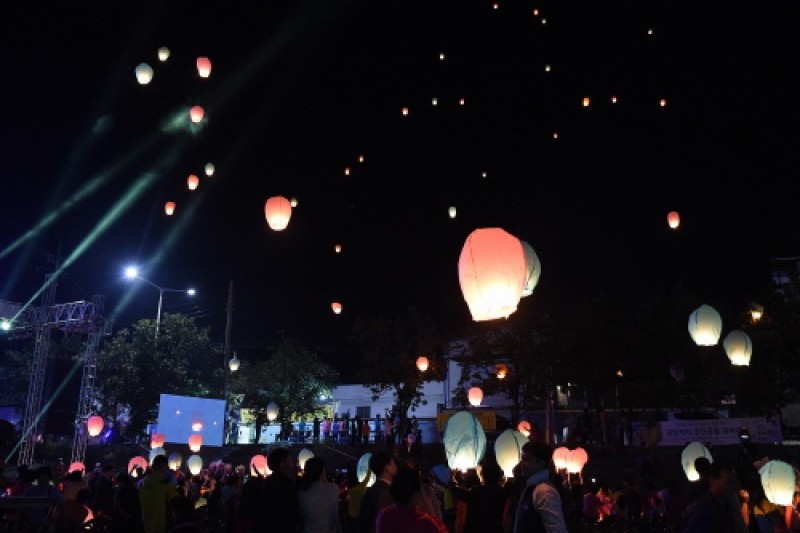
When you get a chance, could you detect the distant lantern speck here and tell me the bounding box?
[135,63,154,85]
[164,202,176,216]
[344,167,351,176]
[402,107,409,116]
[157,47,170,62]
[533,8,539,15]
[544,64,551,72]
[358,154,365,163]
[196,57,212,78]
[439,52,445,60]
[481,172,488,178]
[290,197,298,207]
[459,98,465,105]
[493,2,499,9]
[582,97,590,107]
[189,106,204,123]
[611,96,618,104]
[331,302,342,314]
[647,28,654,35]
[264,196,292,231]
[468,387,484,407]
[660,98,667,107]
[334,244,342,254]
[204,162,215,176]
[187,174,199,191]
[552,132,559,139]
[432,97,438,106]
[667,211,680,229]
[448,206,457,219]
[416,356,429,372]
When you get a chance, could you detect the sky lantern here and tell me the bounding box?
[135,63,154,85]
[188,433,203,452]
[357,453,377,487]
[266,402,279,422]
[723,330,753,366]
[416,356,429,372]
[481,171,488,178]
[196,57,212,78]
[541,18,547,24]
[150,432,165,449]
[458,228,527,321]
[189,106,205,123]
[467,386,483,407]
[402,107,409,116]
[290,197,298,207]
[157,47,170,61]
[448,206,457,219]
[495,363,508,379]
[492,3,499,9]
[264,196,292,231]
[187,455,203,475]
[68,462,85,474]
[168,453,182,471]
[760,460,796,506]
[443,411,486,471]
[552,446,570,471]
[432,97,438,106]
[87,415,104,437]
[582,97,591,107]
[532,8,539,15]
[750,303,764,322]
[164,202,176,216]
[358,154,365,163]
[298,448,314,470]
[331,302,342,314]
[688,304,723,346]
[611,96,618,104]
[681,442,712,481]
[187,174,199,190]
[517,420,531,437]
[251,454,269,476]
[647,28,654,35]
[544,64,551,72]
[520,241,541,297]
[565,447,589,474]
[659,98,667,107]
[495,429,527,478]
[334,244,342,254]
[191,421,203,432]
[149,447,166,464]
[204,162,215,176]
[439,52,445,61]
[552,132,559,139]
[459,98,465,105]
[128,456,148,477]
[344,167,351,176]
[667,211,680,229]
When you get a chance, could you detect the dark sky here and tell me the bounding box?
[2,1,800,376]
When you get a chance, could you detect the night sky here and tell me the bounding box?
[2,1,800,377]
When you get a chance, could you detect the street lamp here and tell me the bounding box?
[124,266,196,337]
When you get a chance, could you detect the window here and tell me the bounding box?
[356,406,371,419]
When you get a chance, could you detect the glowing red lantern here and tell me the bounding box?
[264,196,292,231]
[196,57,212,78]
[667,211,680,229]
[128,456,148,477]
[402,107,409,116]
[251,454,270,476]
[552,446,570,471]
[468,387,483,407]
[565,447,589,473]
[189,106,205,123]
[334,244,342,254]
[164,202,176,216]
[68,462,85,474]
[416,356,429,372]
[87,416,104,437]
[151,433,165,449]
[188,433,203,452]
[517,420,532,437]
[187,174,199,190]
[331,302,342,314]
[495,363,508,379]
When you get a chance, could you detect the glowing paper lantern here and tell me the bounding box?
[681,442,712,481]
[416,356,429,372]
[688,304,723,346]
[467,387,483,407]
[188,433,203,452]
[495,363,508,379]
[724,330,753,366]
[667,211,680,229]
[290,197,298,207]
[443,411,487,471]
[128,456,148,476]
[544,64,551,72]
[458,228,527,321]
[149,447,166,465]
[87,416,104,437]
[459,98,465,106]
[228,353,240,372]
[196,57,212,78]
[157,47,170,61]
[750,303,764,322]
[565,447,589,474]
[189,106,205,123]
[150,433,165,449]
[357,453,376,486]
[659,98,667,107]
[582,97,591,107]
[331,302,342,314]
[552,447,570,471]
[168,453,182,471]
[187,175,199,190]
[298,448,314,470]
[266,402,279,422]
[344,167,351,176]
[402,107,409,116]
[251,454,269,476]
[761,460,796,506]
[204,162,215,176]
[517,420,531,437]
[432,98,438,106]
[358,154,365,163]
[439,52,445,61]
[611,96,618,104]
[495,429,527,478]
[135,63,154,85]
[448,206,457,219]
[334,244,342,254]
[187,455,203,475]
[264,196,292,231]
[68,462,85,474]
[520,241,541,297]
[192,421,203,432]
[552,132,559,139]
[164,202,176,216]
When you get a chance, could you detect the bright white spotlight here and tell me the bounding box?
[1,320,10,331]
[187,289,196,296]
[124,266,139,279]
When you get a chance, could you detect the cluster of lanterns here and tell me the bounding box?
[688,304,754,366]
[553,446,589,475]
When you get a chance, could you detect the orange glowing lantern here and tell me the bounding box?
[416,356,429,372]
[582,97,590,107]
[189,106,205,123]
[566,447,589,474]
[496,363,508,379]
[128,456,148,477]
[402,107,409,116]
[87,416,104,437]
[251,454,270,476]
[344,167,351,176]
[552,446,570,471]
[667,211,680,229]
[517,420,532,437]
[458,228,527,321]
[150,433,165,449]
[358,155,365,163]
[188,433,203,452]
[164,202,176,216]
[196,57,212,78]
[467,387,483,407]
[659,98,667,107]
[69,462,85,474]
[264,196,292,231]
[331,302,342,314]
[187,174,199,190]
[334,244,342,254]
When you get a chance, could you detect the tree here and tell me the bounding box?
[95,313,220,437]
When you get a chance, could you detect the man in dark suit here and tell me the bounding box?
[357,451,397,533]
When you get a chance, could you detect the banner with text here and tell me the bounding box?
[657,417,782,446]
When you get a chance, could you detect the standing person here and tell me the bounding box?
[361,420,371,446]
[299,419,307,444]
[322,418,332,444]
[91,463,116,518]
[259,447,301,532]
[682,462,747,532]
[313,417,321,443]
[298,457,341,533]
[375,466,447,533]
[139,455,179,533]
[374,415,382,443]
[358,452,397,533]
[512,442,568,533]
[384,417,394,447]
[451,462,506,533]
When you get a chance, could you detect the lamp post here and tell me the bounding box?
[124,266,195,337]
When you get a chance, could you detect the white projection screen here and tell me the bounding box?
[157,394,225,446]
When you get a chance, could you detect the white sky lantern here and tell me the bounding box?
[68,462,85,474]
[128,456,148,477]
[164,202,176,216]
[290,197,298,207]
[760,460,796,506]
[251,454,269,476]
[565,447,589,474]
[681,442,713,481]
[611,95,618,104]
[157,47,170,62]
[135,63,154,85]
[468,386,483,407]
[459,98,465,105]
[667,211,680,229]
[150,432,165,449]
[264,196,292,231]
[188,433,203,452]
[204,162,215,176]
[443,411,486,471]
[544,64,551,72]
[298,448,314,470]
[168,453,182,471]
[688,304,723,346]
[331,302,342,314]
[517,420,531,437]
[495,429,527,478]
[196,57,212,78]
[552,446,570,471]
[266,402,279,422]
[149,447,166,465]
[87,416,104,437]
[432,97,438,106]
[520,241,541,297]
[357,453,377,487]
[439,52,445,60]
[458,228,527,321]
[189,106,205,123]
[724,330,753,366]
[449,206,457,219]
[187,174,199,191]
[187,455,203,475]
[416,356,429,372]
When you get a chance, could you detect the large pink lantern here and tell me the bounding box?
[164,202,176,216]
[264,196,292,231]
[196,57,212,78]
[467,387,483,407]
[189,106,205,123]
[458,228,527,321]
[188,433,203,452]
[150,433,165,449]
[565,447,589,474]
[251,454,269,476]
[552,446,570,471]
[68,462,85,474]
[87,416,104,437]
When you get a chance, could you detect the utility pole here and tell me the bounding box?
[223,280,233,444]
